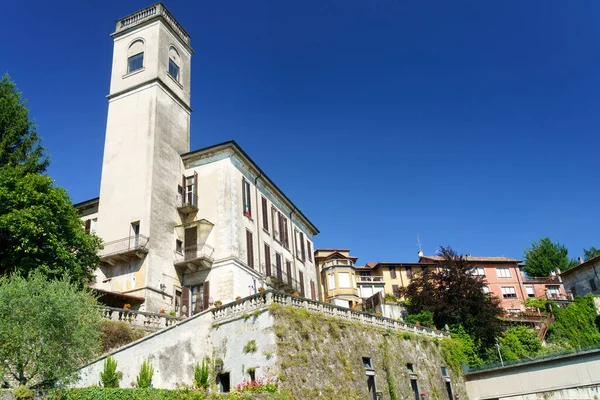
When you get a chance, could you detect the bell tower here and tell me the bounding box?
[96,4,193,310]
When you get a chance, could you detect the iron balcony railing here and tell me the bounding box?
[356,276,385,283]
[265,264,303,294]
[174,243,215,265]
[178,192,198,209]
[100,235,149,258]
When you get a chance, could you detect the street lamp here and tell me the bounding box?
[495,337,504,366]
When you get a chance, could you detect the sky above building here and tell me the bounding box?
[1,1,599,263]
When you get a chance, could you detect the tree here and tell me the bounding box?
[0,74,48,173]
[0,273,102,388]
[523,237,578,276]
[0,166,101,284]
[402,246,503,349]
[491,326,542,362]
[584,246,600,262]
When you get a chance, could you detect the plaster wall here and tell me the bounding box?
[562,261,600,298]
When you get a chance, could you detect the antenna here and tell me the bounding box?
[417,235,424,257]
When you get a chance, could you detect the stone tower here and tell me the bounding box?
[95,4,193,311]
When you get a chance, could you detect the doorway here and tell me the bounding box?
[411,379,420,400]
[216,372,230,393]
[367,376,376,400]
[184,227,197,260]
[445,381,454,400]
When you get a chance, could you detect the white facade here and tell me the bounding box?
[76,4,319,314]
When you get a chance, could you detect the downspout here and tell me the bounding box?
[254,172,263,290]
[515,263,527,308]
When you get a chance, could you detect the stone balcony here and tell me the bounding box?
[100,305,183,333]
[174,243,215,273]
[99,235,149,266]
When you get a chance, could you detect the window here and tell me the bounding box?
[496,267,511,278]
[392,284,401,298]
[328,274,335,290]
[131,221,140,247]
[168,46,180,81]
[286,260,293,285]
[590,279,598,292]
[295,229,306,261]
[242,178,251,218]
[501,286,517,298]
[482,286,490,295]
[127,39,144,73]
[525,286,535,298]
[264,244,271,277]
[246,230,254,269]
[389,266,397,279]
[182,173,198,207]
[406,363,414,374]
[310,281,316,300]
[190,283,207,315]
[176,239,183,254]
[362,357,373,369]
[547,285,560,297]
[299,271,305,296]
[248,369,255,383]
[307,240,312,262]
[272,207,289,248]
[275,253,283,280]
[441,366,448,377]
[261,196,269,232]
[406,267,413,279]
[471,267,485,277]
[338,272,351,288]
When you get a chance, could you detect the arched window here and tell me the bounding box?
[168,46,180,81]
[127,40,144,73]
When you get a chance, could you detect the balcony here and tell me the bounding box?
[177,192,198,214]
[174,243,215,273]
[266,266,303,294]
[356,276,385,284]
[322,259,354,269]
[100,235,149,266]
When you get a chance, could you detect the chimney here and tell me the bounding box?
[578,257,584,264]
[418,250,424,257]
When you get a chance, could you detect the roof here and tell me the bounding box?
[182,140,319,235]
[360,261,437,270]
[420,255,521,263]
[73,197,100,210]
[561,254,600,277]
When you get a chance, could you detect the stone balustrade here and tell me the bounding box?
[115,3,191,46]
[99,306,183,332]
[211,290,449,338]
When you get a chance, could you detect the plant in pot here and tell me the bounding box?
[123,303,131,310]
[258,287,265,293]
[236,296,242,301]
[214,300,222,307]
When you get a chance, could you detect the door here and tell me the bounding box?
[184,227,197,260]
[411,379,419,400]
[445,382,454,400]
[175,289,182,316]
[181,286,190,317]
[190,284,203,315]
[131,222,140,248]
[367,376,376,400]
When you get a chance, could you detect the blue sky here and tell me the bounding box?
[2,1,599,263]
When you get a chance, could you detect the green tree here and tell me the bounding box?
[0,74,48,173]
[490,326,542,362]
[0,166,101,284]
[404,310,435,328]
[99,356,121,388]
[523,237,578,276]
[546,295,600,349]
[135,359,154,388]
[441,325,483,372]
[0,273,102,388]
[402,246,503,349]
[584,246,600,261]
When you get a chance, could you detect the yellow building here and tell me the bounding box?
[359,262,437,299]
[314,249,360,308]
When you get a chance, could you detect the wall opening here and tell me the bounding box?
[410,379,419,400]
[367,375,376,400]
[217,372,230,393]
[445,381,454,400]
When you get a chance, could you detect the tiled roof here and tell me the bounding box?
[421,255,520,262]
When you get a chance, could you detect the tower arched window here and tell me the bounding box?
[127,40,144,73]
[168,46,180,81]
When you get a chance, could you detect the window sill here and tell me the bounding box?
[263,229,270,236]
[122,68,145,79]
[167,72,183,89]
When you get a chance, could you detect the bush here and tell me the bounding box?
[100,320,145,353]
[99,356,121,388]
[498,326,542,362]
[47,387,289,399]
[547,295,600,349]
[14,385,34,399]
[136,358,154,388]
[404,311,435,328]
[193,358,210,389]
[441,325,483,372]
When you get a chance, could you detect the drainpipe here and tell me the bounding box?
[515,263,527,308]
[253,172,263,291]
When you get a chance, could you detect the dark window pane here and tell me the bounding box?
[128,52,144,73]
[169,58,180,81]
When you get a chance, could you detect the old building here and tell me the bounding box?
[314,248,361,308]
[75,4,319,315]
[560,254,600,298]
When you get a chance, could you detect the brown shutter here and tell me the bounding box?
[311,281,316,300]
[286,261,292,285]
[282,218,288,248]
[193,171,198,205]
[265,244,271,276]
[246,230,254,269]
[299,271,305,296]
[181,286,190,317]
[242,178,247,215]
[85,219,91,234]
[262,196,268,231]
[276,253,282,280]
[392,284,400,298]
[203,281,210,311]
[390,267,397,279]
[307,241,312,261]
[182,174,186,205]
[300,232,305,261]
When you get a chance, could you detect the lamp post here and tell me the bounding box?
[495,337,504,366]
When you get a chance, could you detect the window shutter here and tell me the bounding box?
[392,284,400,298]
[181,286,190,317]
[299,271,305,296]
[182,174,186,205]
[262,197,268,231]
[282,218,288,248]
[193,171,198,200]
[307,241,312,261]
[310,281,316,300]
[242,178,247,215]
[286,261,292,285]
[276,253,282,280]
[390,267,397,279]
[203,281,210,311]
[265,244,271,276]
[300,232,305,261]
[246,230,254,269]
[85,219,91,234]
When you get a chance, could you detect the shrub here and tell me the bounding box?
[233,377,278,393]
[546,295,600,349]
[405,311,435,328]
[136,358,154,388]
[99,356,121,388]
[100,320,145,353]
[441,325,483,372]
[243,340,257,353]
[193,358,210,389]
[14,385,34,399]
